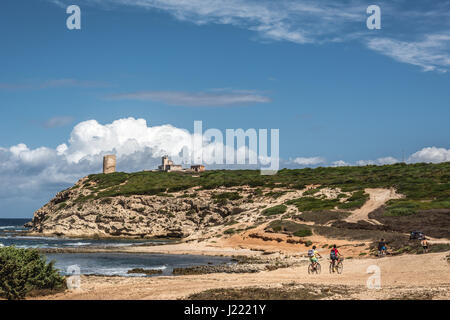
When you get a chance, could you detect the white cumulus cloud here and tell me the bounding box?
[408,147,450,163]
[356,156,399,166]
[332,160,350,167]
[292,156,326,166]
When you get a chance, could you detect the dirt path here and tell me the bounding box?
[36,251,450,300]
[344,188,402,224]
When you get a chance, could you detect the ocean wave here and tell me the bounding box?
[11,236,76,241]
[0,226,16,230]
[150,265,167,271]
[64,242,92,247]
[0,243,4,247]
[101,242,145,247]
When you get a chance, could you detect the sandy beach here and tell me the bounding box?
[33,241,450,300]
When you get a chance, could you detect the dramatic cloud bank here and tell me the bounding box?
[0,117,448,215]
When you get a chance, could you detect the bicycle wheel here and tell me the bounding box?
[336,261,343,274]
[329,262,334,274]
[316,263,321,274]
[308,264,314,274]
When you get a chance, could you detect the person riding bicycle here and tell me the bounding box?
[330,245,342,272]
[378,238,387,256]
[308,245,321,270]
[421,238,429,253]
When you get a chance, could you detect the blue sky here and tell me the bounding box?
[0,0,449,217]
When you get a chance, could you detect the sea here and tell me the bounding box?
[0,218,231,277]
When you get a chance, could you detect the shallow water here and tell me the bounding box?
[1,219,230,277]
[46,252,231,277]
[0,218,167,249]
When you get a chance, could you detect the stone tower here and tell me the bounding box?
[103,155,116,174]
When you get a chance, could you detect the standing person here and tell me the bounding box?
[330,245,342,272]
[378,238,387,256]
[421,238,429,253]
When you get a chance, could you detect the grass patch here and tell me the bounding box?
[224,228,236,235]
[384,199,450,216]
[264,191,287,198]
[293,229,312,237]
[302,187,323,196]
[262,205,287,216]
[57,202,67,210]
[286,197,339,212]
[338,190,369,210]
[212,192,243,201]
[267,220,312,237]
[295,210,351,224]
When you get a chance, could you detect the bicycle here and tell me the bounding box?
[329,257,344,274]
[308,261,321,274]
[377,249,387,257]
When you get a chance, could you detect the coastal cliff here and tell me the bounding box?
[28,176,263,239]
[28,171,298,239]
[28,163,450,240]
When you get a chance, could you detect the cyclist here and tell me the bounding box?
[421,238,429,253]
[330,245,342,272]
[308,245,322,270]
[378,238,387,256]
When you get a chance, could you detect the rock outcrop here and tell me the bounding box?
[28,176,284,239]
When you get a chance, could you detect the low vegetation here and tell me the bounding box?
[0,247,66,300]
[187,284,353,300]
[285,197,338,212]
[262,205,287,216]
[338,190,369,210]
[80,162,450,205]
[384,199,450,216]
[295,210,351,224]
[267,220,312,237]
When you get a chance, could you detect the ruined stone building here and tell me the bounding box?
[103,155,116,174]
[190,165,205,172]
[158,156,183,172]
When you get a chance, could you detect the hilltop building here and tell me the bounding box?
[158,156,183,172]
[191,165,205,172]
[103,155,116,174]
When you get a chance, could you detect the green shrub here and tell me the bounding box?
[212,192,243,201]
[286,197,338,212]
[0,247,66,300]
[262,205,287,216]
[338,190,369,210]
[293,229,313,237]
[303,188,322,196]
[264,191,287,198]
[224,228,236,235]
[267,220,312,238]
[57,202,67,210]
[384,199,450,216]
